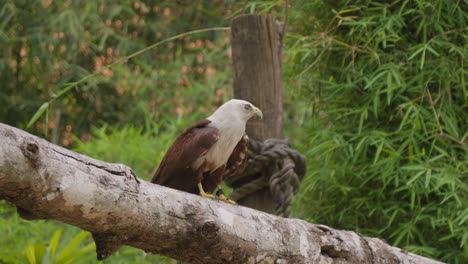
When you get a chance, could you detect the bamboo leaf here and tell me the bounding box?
[27,102,49,129]
[373,142,384,164]
[49,229,62,260]
[420,47,426,70]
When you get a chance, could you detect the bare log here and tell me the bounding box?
[0,123,442,264]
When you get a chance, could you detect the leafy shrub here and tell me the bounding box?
[0,0,236,145]
[0,2,235,262]
[288,1,467,263]
[0,202,91,264]
[73,122,173,181]
[0,199,174,263]
[20,230,95,264]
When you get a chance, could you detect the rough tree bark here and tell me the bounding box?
[231,14,283,214]
[0,123,443,264]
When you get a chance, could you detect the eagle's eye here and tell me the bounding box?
[243,104,252,111]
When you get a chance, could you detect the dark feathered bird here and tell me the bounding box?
[152,99,262,204]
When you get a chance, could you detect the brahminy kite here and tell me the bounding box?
[152,99,262,204]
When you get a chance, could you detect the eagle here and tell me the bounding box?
[152,99,262,204]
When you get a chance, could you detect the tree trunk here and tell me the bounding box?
[231,14,283,214]
[0,123,443,264]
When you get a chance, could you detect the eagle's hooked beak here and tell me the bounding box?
[253,107,263,120]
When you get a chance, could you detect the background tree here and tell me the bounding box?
[287,1,467,263]
[1,1,239,262]
[0,0,235,144]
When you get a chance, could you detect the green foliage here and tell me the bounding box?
[73,120,183,181]
[25,26,230,130]
[20,230,95,264]
[1,0,467,263]
[1,2,237,262]
[0,201,90,263]
[0,0,237,145]
[288,0,468,263]
[0,201,174,263]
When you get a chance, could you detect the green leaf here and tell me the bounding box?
[25,244,37,264]
[27,102,49,129]
[424,169,432,189]
[63,242,95,263]
[419,47,426,70]
[24,243,46,264]
[408,45,425,60]
[406,170,426,186]
[373,142,384,164]
[55,231,88,264]
[49,229,62,260]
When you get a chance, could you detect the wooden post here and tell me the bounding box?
[231,15,283,214]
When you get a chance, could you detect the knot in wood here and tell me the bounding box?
[199,221,219,241]
[21,140,40,162]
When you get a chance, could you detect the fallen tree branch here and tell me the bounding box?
[0,123,443,264]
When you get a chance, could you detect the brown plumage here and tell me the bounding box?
[151,99,262,203]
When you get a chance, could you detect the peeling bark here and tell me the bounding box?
[0,123,443,264]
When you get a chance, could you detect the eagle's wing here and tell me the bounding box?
[200,134,249,194]
[152,119,219,193]
[224,134,249,179]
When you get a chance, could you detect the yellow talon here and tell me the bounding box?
[218,194,237,205]
[198,183,215,199]
[215,185,236,205]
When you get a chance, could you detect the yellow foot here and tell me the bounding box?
[200,192,215,199]
[218,194,237,205]
[198,183,215,199]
